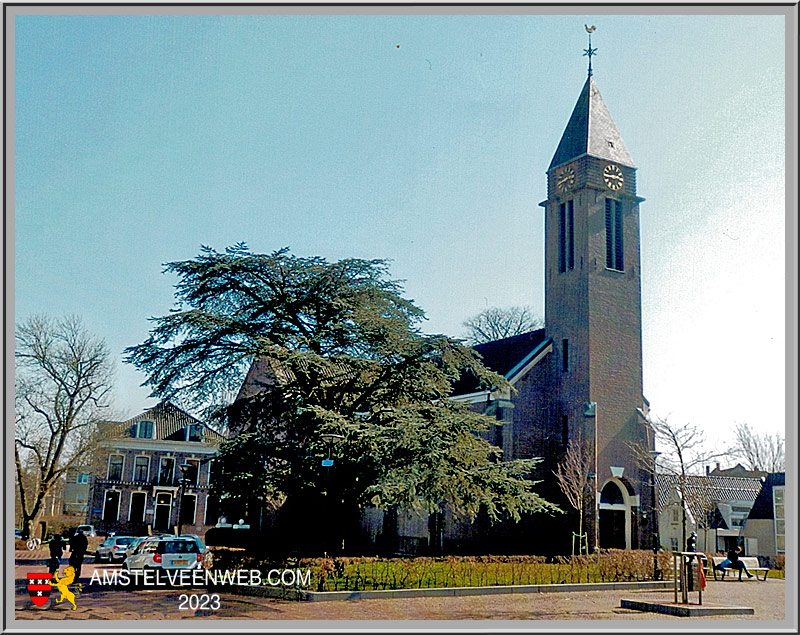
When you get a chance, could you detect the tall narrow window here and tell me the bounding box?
[159,457,174,485]
[605,199,624,271]
[133,456,149,482]
[561,415,569,447]
[129,492,146,524]
[559,201,574,273]
[567,200,575,270]
[107,455,124,481]
[562,338,569,372]
[558,203,566,273]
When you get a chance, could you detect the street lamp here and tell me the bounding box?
[583,401,598,552]
[319,433,344,555]
[649,450,661,579]
[176,462,192,536]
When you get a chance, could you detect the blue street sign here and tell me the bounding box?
[321,459,334,467]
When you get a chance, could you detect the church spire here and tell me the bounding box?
[548,76,635,171]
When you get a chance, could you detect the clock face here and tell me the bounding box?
[603,164,624,190]
[556,166,575,192]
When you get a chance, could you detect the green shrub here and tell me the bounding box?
[209,550,672,592]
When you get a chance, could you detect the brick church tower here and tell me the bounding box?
[541,69,653,550]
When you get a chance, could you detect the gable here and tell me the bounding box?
[451,329,551,397]
[106,401,225,444]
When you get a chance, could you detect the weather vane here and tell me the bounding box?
[583,25,597,77]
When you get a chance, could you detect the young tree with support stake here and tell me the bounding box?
[125,244,560,554]
[554,442,594,555]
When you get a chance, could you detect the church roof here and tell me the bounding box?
[549,75,635,170]
[451,329,549,396]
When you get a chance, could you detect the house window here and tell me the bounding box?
[605,198,624,271]
[562,339,569,372]
[76,473,90,484]
[204,495,219,526]
[180,494,197,526]
[182,459,200,486]
[773,486,785,553]
[558,200,575,273]
[129,492,146,524]
[133,456,150,483]
[102,490,120,522]
[187,424,204,442]
[137,420,154,439]
[107,455,124,481]
[671,508,680,524]
[159,457,175,486]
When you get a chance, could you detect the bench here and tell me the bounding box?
[710,555,769,581]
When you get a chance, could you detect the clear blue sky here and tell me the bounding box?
[13,11,787,453]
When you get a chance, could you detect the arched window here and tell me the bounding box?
[600,481,625,505]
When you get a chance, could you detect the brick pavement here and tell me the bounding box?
[13,563,788,624]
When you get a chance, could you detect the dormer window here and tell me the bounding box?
[137,420,154,439]
[186,424,203,442]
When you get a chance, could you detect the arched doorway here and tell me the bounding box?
[599,480,629,549]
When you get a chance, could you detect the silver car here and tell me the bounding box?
[95,536,135,563]
[123,536,203,571]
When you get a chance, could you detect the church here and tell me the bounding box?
[442,60,655,554]
[233,45,656,556]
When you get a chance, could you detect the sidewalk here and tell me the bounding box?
[13,558,788,623]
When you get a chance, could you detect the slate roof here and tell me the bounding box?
[549,76,635,170]
[655,473,764,526]
[107,401,225,443]
[747,472,785,520]
[450,329,549,396]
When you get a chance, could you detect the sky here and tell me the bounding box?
[12,9,789,454]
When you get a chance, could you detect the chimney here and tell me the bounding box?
[706,465,710,476]
[716,462,721,471]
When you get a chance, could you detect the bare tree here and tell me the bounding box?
[14,315,114,539]
[463,306,543,345]
[631,416,728,552]
[554,442,594,555]
[729,422,784,473]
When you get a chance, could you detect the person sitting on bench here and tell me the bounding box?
[719,546,754,580]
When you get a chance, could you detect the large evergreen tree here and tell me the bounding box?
[126,244,558,553]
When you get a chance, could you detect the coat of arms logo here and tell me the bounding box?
[27,572,51,607]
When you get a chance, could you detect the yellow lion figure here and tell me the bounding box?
[52,565,82,611]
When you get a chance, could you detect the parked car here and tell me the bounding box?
[75,525,96,537]
[123,536,203,572]
[14,529,23,540]
[122,535,172,561]
[179,534,207,554]
[122,536,148,561]
[95,536,135,563]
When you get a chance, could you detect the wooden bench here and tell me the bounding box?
[710,555,769,581]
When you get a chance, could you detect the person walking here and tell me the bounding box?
[68,528,89,579]
[47,533,65,574]
[726,545,754,581]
